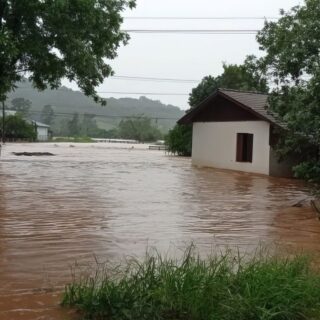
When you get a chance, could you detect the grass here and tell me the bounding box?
[62,246,320,320]
[52,136,94,143]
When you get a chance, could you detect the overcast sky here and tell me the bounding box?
[64,0,302,110]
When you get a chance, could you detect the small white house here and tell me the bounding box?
[31,121,50,141]
[178,89,294,177]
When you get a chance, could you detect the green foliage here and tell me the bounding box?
[188,75,220,108]
[257,0,320,185]
[64,112,104,138]
[118,118,163,142]
[165,124,192,156]
[52,113,162,141]
[53,136,94,143]
[7,82,183,133]
[294,161,320,184]
[167,58,269,156]
[0,0,136,103]
[80,113,113,138]
[68,113,81,137]
[62,246,320,320]
[40,104,55,126]
[257,0,320,82]
[102,128,119,139]
[0,114,36,140]
[219,56,269,94]
[11,97,31,117]
[189,56,269,108]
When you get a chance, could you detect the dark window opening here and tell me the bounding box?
[236,133,253,162]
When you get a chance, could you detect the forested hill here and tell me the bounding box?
[6,81,184,132]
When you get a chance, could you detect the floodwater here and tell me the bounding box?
[0,142,319,319]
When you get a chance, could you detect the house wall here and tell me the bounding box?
[192,121,270,175]
[269,148,295,178]
[37,127,48,141]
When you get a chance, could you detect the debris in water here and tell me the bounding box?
[12,152,55,156]
[291,197,311,207]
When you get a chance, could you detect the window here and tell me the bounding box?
[236,133,253,162]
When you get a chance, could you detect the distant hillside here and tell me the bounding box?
[6,81,184,132]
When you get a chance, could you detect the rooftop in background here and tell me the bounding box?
[30,120,50,128]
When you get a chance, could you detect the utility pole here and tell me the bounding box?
[1,100,5,144]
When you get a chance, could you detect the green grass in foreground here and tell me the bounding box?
[62,247,320,320]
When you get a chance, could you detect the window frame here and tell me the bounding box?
[236,133,253,163]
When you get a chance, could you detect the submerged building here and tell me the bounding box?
[178,88,294,177]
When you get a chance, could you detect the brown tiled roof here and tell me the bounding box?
[178,88,281,126]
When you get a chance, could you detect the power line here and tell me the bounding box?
[16,87,189,95]
[28,110,180,121]
[16,74,200,85]
[97,91,188,96]
[123,16,278,20]
[111,75,200,83]
[124,29,258,34]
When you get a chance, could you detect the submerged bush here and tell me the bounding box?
[62,246,320,320]
[165,124,192,156]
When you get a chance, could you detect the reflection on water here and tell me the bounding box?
[0,142,319,319]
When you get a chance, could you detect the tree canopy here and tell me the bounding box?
[118,118,163,142]
[257,0,320,184]
[189,56,269,108]
[0,114,36,140]
[40,104,55,126]
[0,0,135,102]
[11,97,31,116]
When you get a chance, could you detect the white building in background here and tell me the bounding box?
[4,110,17,116]
[31,121,50,141]
[178,88,295,178]
[2,110,50,141]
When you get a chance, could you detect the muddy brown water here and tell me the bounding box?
[0,142,319,319]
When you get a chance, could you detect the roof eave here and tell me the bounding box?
[177,89,280,127]
[217,90,277,126]
[177,90,220,125]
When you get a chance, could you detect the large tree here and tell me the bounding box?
[40,104,55,125]
[166,57,269,156]
[68,113,80,136]
[189,56,269,108]
[118,117,163,142]
[0,0,135,103]
[11,97,31,116]
[257,0,320,184]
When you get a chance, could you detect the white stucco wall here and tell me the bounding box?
[37,127,49,141]
[192,121,270,175]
